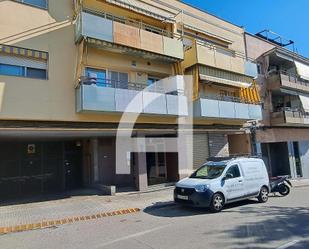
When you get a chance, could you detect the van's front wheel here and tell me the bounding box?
[210,193,224,212]
[257,186,269,203]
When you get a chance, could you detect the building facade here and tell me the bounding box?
[0,0,261,199]
[245,32,309,179]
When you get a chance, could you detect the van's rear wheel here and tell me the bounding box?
[258,186,269,203]
[210,193,224,212]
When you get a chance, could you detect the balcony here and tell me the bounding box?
[194,95,262,120]
[76,77,188,116]
[271,109,309,126]
[75,10,184,61]
[183,40,246,75]
[267,71,309,93]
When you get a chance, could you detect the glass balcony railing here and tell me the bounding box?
[75,9,184,60]
[76,77,188,116]
[194,94,262,120]
[79,77,169,94]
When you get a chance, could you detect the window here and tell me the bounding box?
[26,67,47,79]
[84,68,129,89]
[225,165,241,178]
[0,64,25,77]
[0,63,47,79]
[147,76,161,86]
[190,162,227,180]
[108,71,128,89]
[257,63,263,75]
[16,0,48,9]
[85,68,107,86]
[0,45,48,79]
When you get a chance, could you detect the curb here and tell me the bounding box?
[0,207,140,235]
[293,184,309,188]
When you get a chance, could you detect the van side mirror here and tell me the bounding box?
[223,173,234,180]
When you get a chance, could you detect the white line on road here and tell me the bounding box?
[277,240,300,249]
[95,224,171,248]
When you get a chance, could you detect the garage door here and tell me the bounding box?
[0,142,63,200]
[193,133,209,169]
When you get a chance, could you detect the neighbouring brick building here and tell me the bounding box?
[245,32,309,179]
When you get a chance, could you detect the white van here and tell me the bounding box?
[174,157,270,212]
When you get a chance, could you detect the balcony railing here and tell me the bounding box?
[76,77,188,116]
[194,95,262,120]
[199,93,259,105]
[79,77,175,94]
[75,9,184,60]
[183,39,246,75]
[267,70,309,92]
[271,108,309,126]
[280,70,309,87]
[83,8,177,39]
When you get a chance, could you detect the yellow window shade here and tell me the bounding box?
[193,65,199,101]
[0,44,48,60]
[240,80,261,104]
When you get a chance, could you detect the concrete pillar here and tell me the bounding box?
[90,138,99,183]
[287,141,297,178]
[178,131,193,179]
[136,152,148,191]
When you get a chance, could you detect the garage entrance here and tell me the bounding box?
[0,141,82,200]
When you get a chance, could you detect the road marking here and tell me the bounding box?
[277,240,300,249]
[96,225,170,248]
[0,208,140,235]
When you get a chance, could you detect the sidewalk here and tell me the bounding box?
[0,188,174,229]
[290,178,309,188]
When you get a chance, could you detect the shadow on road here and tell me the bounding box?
[143,199,258,217]
[221,205,309,248]
[0,188,104,207]
[144,198,309,249]
[213,203,309,249]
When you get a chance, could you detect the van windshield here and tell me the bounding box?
[190,162,227,179]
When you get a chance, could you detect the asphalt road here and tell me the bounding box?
[0,187,308,249]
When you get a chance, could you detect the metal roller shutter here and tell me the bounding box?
[193,133,209,169]
[208,133,229,157]
[0,54,47,69]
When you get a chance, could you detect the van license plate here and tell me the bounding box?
[177,195,188,200]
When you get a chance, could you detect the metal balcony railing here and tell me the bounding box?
[79,77,179,95]
[272,107,309,119]
[199,93,260,105]
[269,70,309,87]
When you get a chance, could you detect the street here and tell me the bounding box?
[0,187,308,249]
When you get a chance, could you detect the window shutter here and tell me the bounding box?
[0,54,47,70]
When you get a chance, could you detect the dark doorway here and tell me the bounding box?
[269,142,291,177]
[146,152,167,185]
[64,142,83,190]
[293,142,303,177]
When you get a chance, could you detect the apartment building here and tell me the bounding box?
[245,32,309,179]
[0,0,261,199]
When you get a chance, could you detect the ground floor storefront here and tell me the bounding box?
[257,128,309,179]
[0,122,249,200]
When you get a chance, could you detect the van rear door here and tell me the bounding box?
[240,160,265,197]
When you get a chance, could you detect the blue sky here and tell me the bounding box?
[183,0,309,58]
